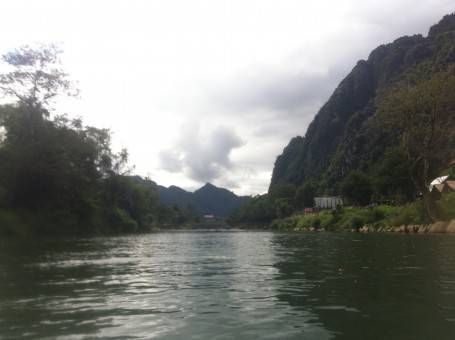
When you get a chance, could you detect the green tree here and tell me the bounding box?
[0,44,76,114]
[268,184,296,218]
[377,69,455,219]
[228,194,276,224]
[341,171,373,206]
[373,147,415,203]
[0,45,151,235]
[269,183,296,201]
[295,182,316,208]
[103,176,159,230]
[275,198,294,218]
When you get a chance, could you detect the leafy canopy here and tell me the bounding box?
[0,44,77,115]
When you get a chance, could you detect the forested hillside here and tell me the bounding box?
[231,14,455,225]
[158,182,250,217]
[270,14,455,199]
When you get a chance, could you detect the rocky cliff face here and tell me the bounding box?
[271,136,305,187]
[270,13,455,193]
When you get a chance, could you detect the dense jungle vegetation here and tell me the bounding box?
[0,45,195,236]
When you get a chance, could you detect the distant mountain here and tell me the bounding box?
[270,13,455,194]
[158,182,250,217]
[157,185,193,208]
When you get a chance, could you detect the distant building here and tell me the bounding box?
[314,197,343,209]
[304,207,315,214]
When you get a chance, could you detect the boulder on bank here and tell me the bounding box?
[428,221,449,233]
[446,220,455,233]
[418,225,428,233]
[410,225,420,233]
[354,221,455,233]
[397,225,406,233]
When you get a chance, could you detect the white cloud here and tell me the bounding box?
[0,0,452,195]
[159,123,244,184]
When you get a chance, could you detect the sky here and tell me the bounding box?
[0,0,453,195]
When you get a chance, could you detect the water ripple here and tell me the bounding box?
[1,232,455,339]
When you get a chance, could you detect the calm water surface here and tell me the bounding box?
[1,231,455,339]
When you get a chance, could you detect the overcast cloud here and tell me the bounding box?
[159,124,244,183]
[0,0,453,195]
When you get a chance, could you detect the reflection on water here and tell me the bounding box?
[1,232,455,339]
[271,233,455,340]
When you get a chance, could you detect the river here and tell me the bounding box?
[1,231,455,339]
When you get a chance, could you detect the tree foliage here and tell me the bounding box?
[0,44,76,115]
[0,45,192,236]
[295,182,317,208]
[376,69,455,218]
[340,171,373,206]
[228,195,276,225]
[372,147,415,203]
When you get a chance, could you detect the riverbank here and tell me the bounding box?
[268,192,455,233]
[293,220,455,233]
[0,209,195,237]
[357,220,455,233]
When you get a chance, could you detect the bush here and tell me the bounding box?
[268,200,432,232]
[108,207,138,233]
[350,216,365,230]
[435,192,455,221]
[271,217,293,230]
[295,215,312,229]
[369,207,386,222]
[311,217,321,229]
[390,201,425,226]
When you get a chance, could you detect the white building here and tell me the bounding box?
[314,197,343,209]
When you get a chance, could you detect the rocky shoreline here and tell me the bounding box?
[358,220,455,233]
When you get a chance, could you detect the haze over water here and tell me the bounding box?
[1,232,455,339]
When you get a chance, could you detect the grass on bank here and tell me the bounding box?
[271,192,455,231]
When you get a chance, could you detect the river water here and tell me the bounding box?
[1,231,455,339]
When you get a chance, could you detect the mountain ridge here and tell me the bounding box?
[158,182,250,217]
[270,13,455,194]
